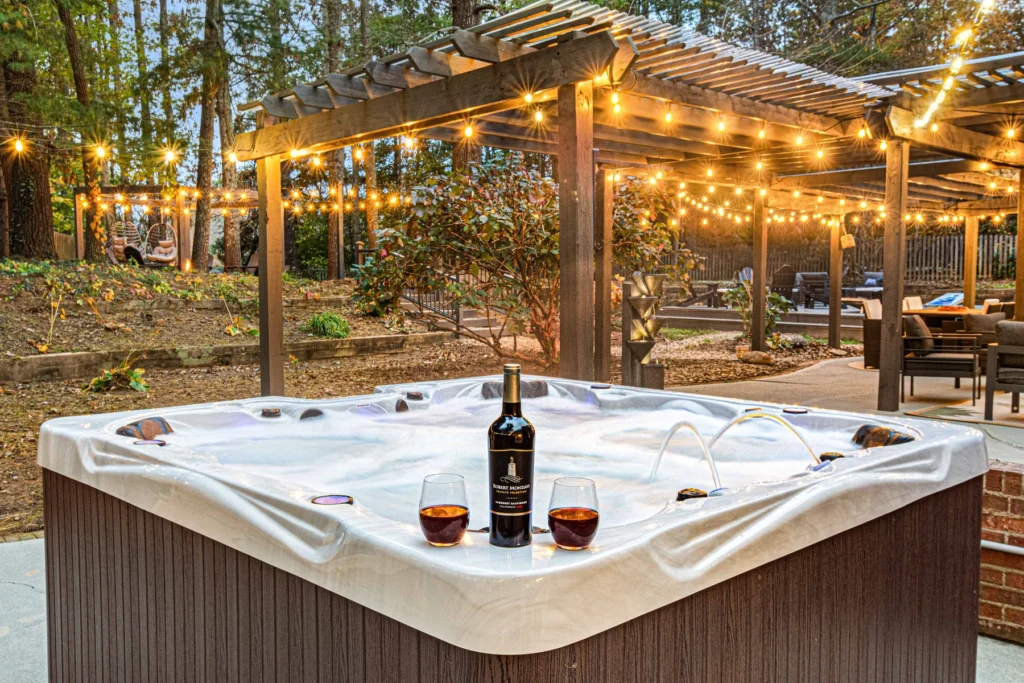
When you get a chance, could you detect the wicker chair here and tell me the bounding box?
[109,220,145,265]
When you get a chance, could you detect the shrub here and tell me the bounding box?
[722,281,795,343]
[303,311,351,339]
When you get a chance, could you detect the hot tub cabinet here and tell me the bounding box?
[40,378,986,682]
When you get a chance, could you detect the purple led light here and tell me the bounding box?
[311,495,354,506]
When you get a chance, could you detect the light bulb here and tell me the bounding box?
[463,125,473,138]
[228,152,238,163]
[534,110,544,122]
[13,139,24,153]
[664,112,672,123]
[524,93,534,103]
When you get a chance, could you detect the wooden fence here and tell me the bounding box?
[689,233,1017,282]
[53,232,76,260]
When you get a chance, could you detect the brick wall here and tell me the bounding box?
[980,460,1024,644]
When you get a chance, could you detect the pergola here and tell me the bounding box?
[233,0,1024,411]
[72,184,259,270]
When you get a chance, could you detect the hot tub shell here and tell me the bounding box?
[39,377,986,681]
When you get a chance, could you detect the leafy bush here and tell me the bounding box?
[722,281,795,343]
[302,311,351,339]
[82,354,149,393]
[356,154,562,364]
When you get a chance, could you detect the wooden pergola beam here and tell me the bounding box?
[953,196,1020,214]
[233,31,626,161]
[627,72,846,134]
[772,159,989,189]
[886,106,1024,166]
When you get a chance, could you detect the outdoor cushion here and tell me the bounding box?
[158,240,174,248]
[997,368,1024,383]
[903,315,934,353]
[964,312,1006,346]
[863,271,883,286]
[996,321,1024,368]
[905,352,972,362]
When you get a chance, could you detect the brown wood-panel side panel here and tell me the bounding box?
[43,470,981,683]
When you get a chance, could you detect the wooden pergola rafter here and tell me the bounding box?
[235,1,1024,412]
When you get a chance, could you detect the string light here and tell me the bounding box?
[534,110,544,122]
[12,138,25,153]
[163,149,176,163]
[914,0,999,128]
[463,125,474,138]
[228,152,238,164]
[523,93,534,103]
[95,145,106,159]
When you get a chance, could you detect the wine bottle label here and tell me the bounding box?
[488,448,534,515]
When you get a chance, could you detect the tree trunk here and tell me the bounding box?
[104,0,127,183]
[132,0,153,161]
[216,83,240,270]
[191,0,221,271]
[324,0,344,278]
[451,0,479,172]
[159,0,174,144]
[364,144,378,249]
[55,0,101,258]
[215,1,240,270]
[0,68,10,258]
[268,0,287,90]
[1,62,54,259]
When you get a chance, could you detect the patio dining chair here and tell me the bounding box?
[981,299,1002,314]
[902,296,924,311]
[984,321,1024,420]
[901,314,981,405]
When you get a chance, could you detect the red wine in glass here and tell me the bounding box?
[548,507,599,550]
[419,504,469,547]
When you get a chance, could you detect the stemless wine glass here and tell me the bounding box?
[548,477,600,550]
[418,473,470,547]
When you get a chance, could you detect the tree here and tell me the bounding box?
[358,0,378,249]
[2,63,54,259]
[132,0,153,166]
[159,0,174,145]
[215,0,240,269]
[450,0,479,172]
[191,0,221,270]
[324,0,344,278]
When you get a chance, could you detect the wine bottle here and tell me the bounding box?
[488,364,535,548]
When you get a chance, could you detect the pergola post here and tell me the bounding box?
[750,191,767,352]
[257,154,286,396]
[828,215,843,349]
[963,215,979,309]
[72,194,84,260]
[878,141,910,412]
[1016,169,1024,321]
[557,81,596,381]
[175,192,191,272]
[594,166,614,382]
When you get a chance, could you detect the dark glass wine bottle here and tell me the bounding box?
[488,364,535,548]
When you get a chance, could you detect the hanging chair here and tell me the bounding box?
[143,222,178,267]
[109,219,145,265]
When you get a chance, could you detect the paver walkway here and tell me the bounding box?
[681,355,1024,466]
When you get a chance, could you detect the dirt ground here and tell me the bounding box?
[0,331,855,536]
[0,264,422,355]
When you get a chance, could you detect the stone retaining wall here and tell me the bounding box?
[0,331,455,383]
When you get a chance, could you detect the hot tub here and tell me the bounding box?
[39,377,987,682]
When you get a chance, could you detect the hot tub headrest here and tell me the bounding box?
[852,424,914,448]
[481,380,548,400]
[116,416,173,440]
